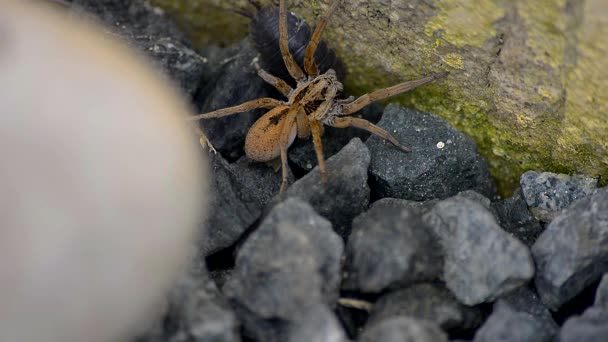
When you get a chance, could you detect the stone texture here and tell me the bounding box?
[342,206,442,293]
[594,273,608,308]
[532,187,608,310]
[491,189,544,246]
[520,171,598,222]
[473,300,555,342]
[368,283,484,334]
[424,196,534,305]
[223,198,344,342]
[69,0,206,98]
[200,154,264,255]
[367,105,495,201]
[160,0,608,195]
[500,286,559,333]
[360,317,447,342]
[279,138,371,238]
[559,307,608,342]
[136,266,240,342]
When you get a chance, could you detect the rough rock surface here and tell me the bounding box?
[342,206,442,293]
[137,266,240,342]
[491,189,544,246]
[532,187,608,310]
[520,171,598,222]
[223,198,344,341]
[200,154,263,255]
[559,307,608,342]
[367,283,484,334]
[360,317,447,342]
[367,105,495,201]
[594,273,608,308]
[278,138,371,238]
[473,300,555,342]
[69,0,206,98]
[424,196,534,305]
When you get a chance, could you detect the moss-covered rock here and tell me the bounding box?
[153,0,608,195]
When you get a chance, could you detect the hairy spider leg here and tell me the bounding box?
[303,0,340,76]
[279,0,306,82]
[309,120,328,183]
[187,98,283,121]
[279,106,300,192]
[331,116,411,152]
[341,71,449,114]
[254,61,293,97]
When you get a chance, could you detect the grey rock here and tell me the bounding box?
[520,171,598,222]
[196,40,272,159]
[288,304,348,342]
[288,103,383,172]
[223,198,344,342]
[229,155,284,208]
[532,187,608,310]
[491,189,544,246]
[280,138,371,238]
[200,153,264,256]
[594,273,608,308]
[473,300,554,342]
[341,206,442,293]
[424,196,535,305]
[500,286,558,333]
[367,283,484,334]
[134,37,208,98]
[559,307,608,342]
[369,197,438,215]
[360,317,447,342]
[367,104,496,201]
[69,0,205,98]
[69,0,188,43]
[137,266,240,342]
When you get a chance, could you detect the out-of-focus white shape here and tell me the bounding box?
[0,1,207,341]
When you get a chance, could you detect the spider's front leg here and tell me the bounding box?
[341,71,448,114]
[254,60,293,97]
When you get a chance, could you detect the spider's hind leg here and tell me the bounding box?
[303,1,340,76]
[279,0,306,81]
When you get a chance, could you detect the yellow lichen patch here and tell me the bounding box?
[515,112,535,128]
[424,0,504,48]
[440,52,465,70]
[536,84,560,102]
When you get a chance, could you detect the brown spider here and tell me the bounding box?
[189,0,447,193]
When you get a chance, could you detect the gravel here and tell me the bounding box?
[359,317,448,342]
[341,205,442,293]
[520,171,598,223]
[424,195,535,305]
[367,283,484,334]
[532,187,608,310]
[223,198,344,341]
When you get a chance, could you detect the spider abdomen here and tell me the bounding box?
[249,6,345,82]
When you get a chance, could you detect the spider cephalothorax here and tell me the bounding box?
[190,0,447,192]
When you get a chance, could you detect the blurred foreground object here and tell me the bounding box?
[0,1,207,342]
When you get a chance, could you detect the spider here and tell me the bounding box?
[189,0,447,193]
